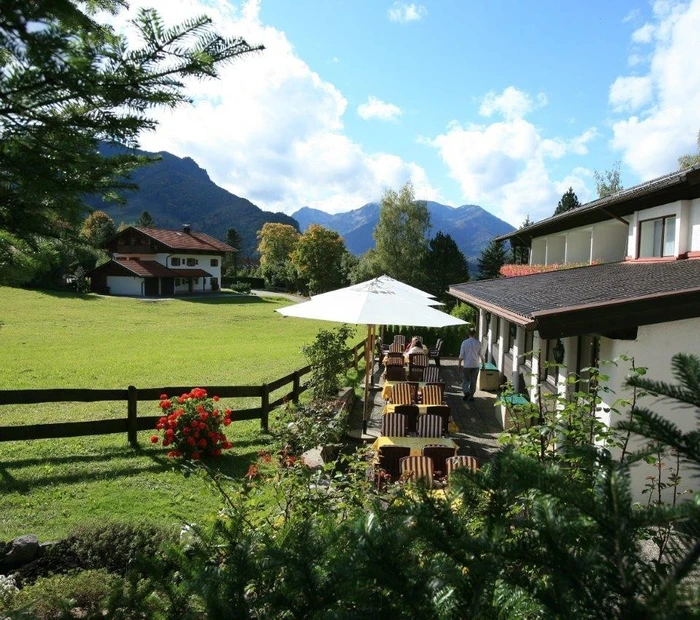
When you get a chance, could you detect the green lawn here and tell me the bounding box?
[0,287,360,539]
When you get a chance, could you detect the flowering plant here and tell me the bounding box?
[151,388,233,460]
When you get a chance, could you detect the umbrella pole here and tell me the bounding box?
[362,324,375,434]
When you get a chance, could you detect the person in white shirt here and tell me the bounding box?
[458,329,484,401]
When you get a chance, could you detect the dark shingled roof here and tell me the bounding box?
[92,259,212,279]
[132,227,235,252]
[497,163,700,243]
[449,260,700,337]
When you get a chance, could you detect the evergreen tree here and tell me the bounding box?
[373,182,431,288]
[512,215,532,264]
[223,227,242,276]
[477,238,507,280]
[134,210,156,228]
[424,231,469,303]
[554,187,581,215]
[0,0,261,275]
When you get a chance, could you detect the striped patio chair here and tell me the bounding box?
[446,455,479,477]
[422,445,458,479]
[381,413,407,437]
[399,455,434,488]
[416,414,443,438]
[425,405,451,435]
[393,404,419,435]
[390,382,414,405]
[422,366,440,384]
[389,342,403,353]
[377,445,411,481]
[408,353,428,382]
[385,365,405,381]
[393,335,406,349]
[421,383,444,406]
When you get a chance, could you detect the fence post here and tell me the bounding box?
[261,383,269,433]
[292,371,300,404]
[127,385,138,446]
[353,344,358,370]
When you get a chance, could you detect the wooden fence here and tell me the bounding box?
[0,340,366,445]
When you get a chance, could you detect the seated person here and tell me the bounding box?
[405,338,425,360]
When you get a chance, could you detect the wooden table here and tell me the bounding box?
[381,380,427,401]
[370,436,459,457]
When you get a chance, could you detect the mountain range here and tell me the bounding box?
[90,146,514,262]
[293,202,515,263]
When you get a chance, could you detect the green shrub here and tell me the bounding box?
[272,399,350,455]
[14,522,177,585]
[230,281,252,294]
[11,569,118,619]
[301,325,355,400]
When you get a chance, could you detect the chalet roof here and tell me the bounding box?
[498,163,700,245]
[90,259,212,278]
[449,259,700,339]
[126,227,235,252]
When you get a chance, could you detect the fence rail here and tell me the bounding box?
[0,341,365,445]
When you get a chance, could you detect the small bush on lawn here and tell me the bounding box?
[272,399,350,456]
[11,569,118,619]
[14,522,177,586]
[231,281,252,294]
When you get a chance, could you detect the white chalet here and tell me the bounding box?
[90,225,236,297]
[449,164,700,500]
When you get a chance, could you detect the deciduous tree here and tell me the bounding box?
[554,187,581,215]
[257,223,300,290]
[373,183,431,288]
[291,224,349,294]
[80,211,116,248]
[594,162,623,198]
[678,129,700,169]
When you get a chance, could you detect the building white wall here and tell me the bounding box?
[107,276,143,296]
[591,221,628,263]
[687,198,700,252]
[564,229,591,264]
[545,235,566,265]
[598,317,700,502]
[531,238,546,264]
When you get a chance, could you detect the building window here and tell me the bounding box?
[544,339,559,382]
[494,317,501,342]
[523,330,534,366]
[507,323,516,351]
[638,215,676,258]
[210,259,219,267]
[171,257,181,266]
[193,277,199,284]
[186,258,197,266]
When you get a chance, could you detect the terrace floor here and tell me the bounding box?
[352,356,503,464]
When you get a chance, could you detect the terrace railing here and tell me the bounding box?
[0,340,366,445]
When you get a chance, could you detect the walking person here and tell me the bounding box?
[458,329,484,401]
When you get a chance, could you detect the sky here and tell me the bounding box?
[110,0,700,226]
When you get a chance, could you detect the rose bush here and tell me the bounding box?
[151,388,233,460]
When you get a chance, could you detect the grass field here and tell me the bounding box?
[0,287,360,540]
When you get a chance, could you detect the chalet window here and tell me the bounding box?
[638,215,676,258]
[507,322,516,351]
[494,317,501,342]
[186,258,197,266]
[210,259,219,267]
[193,277,199,284]
[171,257,181,266]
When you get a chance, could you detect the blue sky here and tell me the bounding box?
[115,0,700,226]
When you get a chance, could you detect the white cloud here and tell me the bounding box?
[608,75,653,111]
[479,86,548,120]
[357,96,403,122]
[610,0,700,179]
[428,90,597,225]
[632,23,655,43]
[105,0,439,214]
[387,2,427,23]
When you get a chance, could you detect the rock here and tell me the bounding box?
[0,535,40,571]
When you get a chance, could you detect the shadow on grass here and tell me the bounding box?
[0,443,267,493]
[177,294,271,306]
[30,288,101,302]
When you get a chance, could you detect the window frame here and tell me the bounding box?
[186,257,198,267]
[637,214,676,258]
[210,258,219,267]
[523,329,534,367]
[171,257,181,266]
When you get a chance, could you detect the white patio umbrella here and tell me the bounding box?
[276,276,466,432]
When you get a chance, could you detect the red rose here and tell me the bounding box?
[150,435,159,444]
[223,418,231,426]
[167,450,181,458]
[187,437,196,446]
[183,427,191,435]
[160,394,168,400]
[223,441,233,449]
[213,395,220,402]
[211,449,222,457]
[198,438,207,448]
[166,428,174,438]
[191,452,200,460]
[163,439,171,447]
